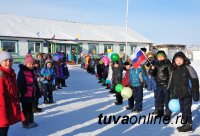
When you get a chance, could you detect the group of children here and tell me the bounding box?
[0,51,69,135]
[82,48,199,132]
[0,48,199,135]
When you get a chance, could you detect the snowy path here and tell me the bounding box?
[9,65,200,136]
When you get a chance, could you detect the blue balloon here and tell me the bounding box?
[168,99,180,112]
[106,78,111,84]
[53,54,59,61]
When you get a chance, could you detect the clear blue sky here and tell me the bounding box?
[0,0,199,45]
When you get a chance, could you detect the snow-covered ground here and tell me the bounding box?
[9,63,200,136]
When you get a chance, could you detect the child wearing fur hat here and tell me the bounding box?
[17,53,38,129]
[41,59,56,104]
[168,51,199,132]
[0,51,25,135]
[150,50,172,118]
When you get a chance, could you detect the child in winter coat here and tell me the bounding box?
[146,52,158,114]
[150,50,172,117]
[61,61,70,87]
[33,59,44,113]
[41,59,56,104]
[112,59,124,105]
[17,53,38,129]
[168,52,199,132]
[129,65,147,112]
[106,63,113,90]
[0,51,24,135]
[102,62,109,86]
[36,52,45,68]
[122,61,132,110]
[55,60,64,89]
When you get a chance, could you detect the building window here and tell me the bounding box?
[88,43,98,55]
[104,44,113,54]
[1,40,18,53]
[119,44,125,54]
[130,44,137,54]
[28,42,42,53]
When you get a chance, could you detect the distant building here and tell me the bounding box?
[0,14,152,62]
[153,44,186,60]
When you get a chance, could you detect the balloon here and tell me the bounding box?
[53,54,59,61]
[106,78,111,84]
[101,56,110,63]
[99,60,103,64]
[121,87,133,99]
[111,53,119,62]
[58,54,63,60]
[115,84,124,93]
[107,49,112,53]
[168,99,180,112]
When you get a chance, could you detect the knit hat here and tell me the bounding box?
[156,50,166,58]
[0,51,13,64]
[24,53,35,65]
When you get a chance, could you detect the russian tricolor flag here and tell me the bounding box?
[130,47,147,69]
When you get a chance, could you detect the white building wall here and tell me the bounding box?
[98,43,104,54]
[113,43,120,53]
[18,38,28,56]
[192,51,200,60]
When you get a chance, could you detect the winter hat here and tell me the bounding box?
[146,51,155,59]
[34,59,40,65]
[156,50,166,58]
[172,51,190,67]
[0,51,13,64]
[141,48,147,53]
[124,61,130,66]
[24,53,35,65]
[45,59,53,66]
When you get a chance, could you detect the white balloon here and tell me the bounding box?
[121,87,133,99]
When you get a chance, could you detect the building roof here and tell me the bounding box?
[154,44,186,48]
[0,13,152,43]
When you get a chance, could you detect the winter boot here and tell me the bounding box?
[178,124,193,132]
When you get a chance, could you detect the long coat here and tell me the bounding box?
[0,66,25,127]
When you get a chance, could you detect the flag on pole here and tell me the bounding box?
[130,47,147,69]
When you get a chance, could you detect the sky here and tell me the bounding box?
[0,0,199,45]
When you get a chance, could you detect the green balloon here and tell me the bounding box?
[115,84,124,93]
[111,53,119,62]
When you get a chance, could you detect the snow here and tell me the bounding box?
[9,63,200,136]
[0,13,151,43]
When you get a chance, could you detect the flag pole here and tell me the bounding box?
[125,0,129,61]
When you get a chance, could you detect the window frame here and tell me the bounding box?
[28,41,43,54]
[88,43,99,55]
[0,40,19,55]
